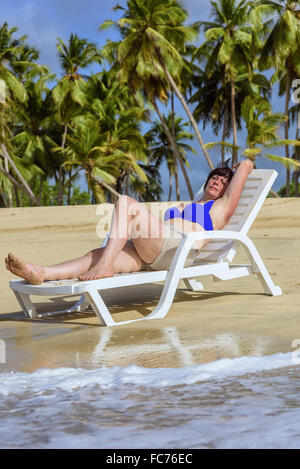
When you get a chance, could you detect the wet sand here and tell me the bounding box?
[0,199,299,372]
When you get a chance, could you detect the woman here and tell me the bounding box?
[5,159,254,284]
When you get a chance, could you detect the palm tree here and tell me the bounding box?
[55,109,148,203]
[293,131,300,196]
[151,98,195,199]
[52,33,102,204]
[0,22,27,102]
[145,112,196,200]
[53,116,120,202]
[241,96,287,166]
[9,43,49,83]
[129,161,162,201]
[207,95,300,173]
[290,101,300,196]
[56,34,102,77]
[195,0,255,167]
[0,22,44,206]
[100,0,214,170]
[191,40,271,164]
[83,70,150,199]
[10,72,59,205]
[252,0,300,195]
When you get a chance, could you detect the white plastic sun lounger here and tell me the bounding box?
[9,169,282,326]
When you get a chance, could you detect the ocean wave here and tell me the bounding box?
[0,352,300,448]
[0,352,297,396]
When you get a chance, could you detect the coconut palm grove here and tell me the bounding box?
[1,0,300,207]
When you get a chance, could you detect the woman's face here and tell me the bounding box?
[205,174,230,199]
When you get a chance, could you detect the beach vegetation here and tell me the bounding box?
[1,0,300,207]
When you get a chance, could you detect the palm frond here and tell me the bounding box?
[264,153,300,168]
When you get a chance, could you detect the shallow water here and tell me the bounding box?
[0,352,300,449]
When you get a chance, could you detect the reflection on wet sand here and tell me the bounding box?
[88,327,278,368]
[2,317,282,373]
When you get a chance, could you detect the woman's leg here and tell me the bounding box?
[6,195,166,283]
[5,251,91,284]
[78,195,165,281]
[5,242,145,285]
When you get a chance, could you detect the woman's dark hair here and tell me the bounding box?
[203,160,234,190]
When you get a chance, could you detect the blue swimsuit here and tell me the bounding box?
[164,201,215,231]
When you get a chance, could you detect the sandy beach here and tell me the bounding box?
[0,198,299,373]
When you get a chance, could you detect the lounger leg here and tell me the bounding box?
[242,239,282,296]
[36,293,91,318]
[182,278,204,291]
[81,238,196,326]
[74,294,90,312]
[83,282,185,326]
[255,271,282,296]
[84,286,116,326]
[13,291,38,318]
[13,289,90,319]
[145,238,196,321]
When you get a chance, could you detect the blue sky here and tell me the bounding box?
[3,0,290,198]
[3,0,211,74]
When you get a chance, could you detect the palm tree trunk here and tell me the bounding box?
[152,98,180,199]
[37,177,44,204]
[90,173,121,199]
[0,187,8,207]
[57,124,68,205]
[67,168,72,205]
[168,170,173,201]
[13,185,20,207]
[178,154,196,198]
[230,77,238,167]
[174,158,180,200]
[171,93,180,200]
[171,92,197,200]
[0,164,41,206]
[294,104,300,197]
[0,144,41,206]
[159,61,214,171]
[222,105,229,164]
[3,154,13,207]
[295,174,299,196]
[152,98,194,200]
[270,188,280,198]
[125,170,130,196]
[285,67,291,196]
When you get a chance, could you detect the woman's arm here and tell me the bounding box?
[221,159,254,221]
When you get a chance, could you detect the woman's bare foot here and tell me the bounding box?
[6,252,44,285]
[78,262,114,281]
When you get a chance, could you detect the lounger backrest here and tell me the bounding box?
[192,169,278,263]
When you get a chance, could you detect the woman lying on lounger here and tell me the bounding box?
[5,159,254,284]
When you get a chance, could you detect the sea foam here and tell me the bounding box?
[0,351,297,396]
[0,352,300,449]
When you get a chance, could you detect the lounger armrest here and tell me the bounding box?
[183,230,248,243]
[182,230,259,268]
